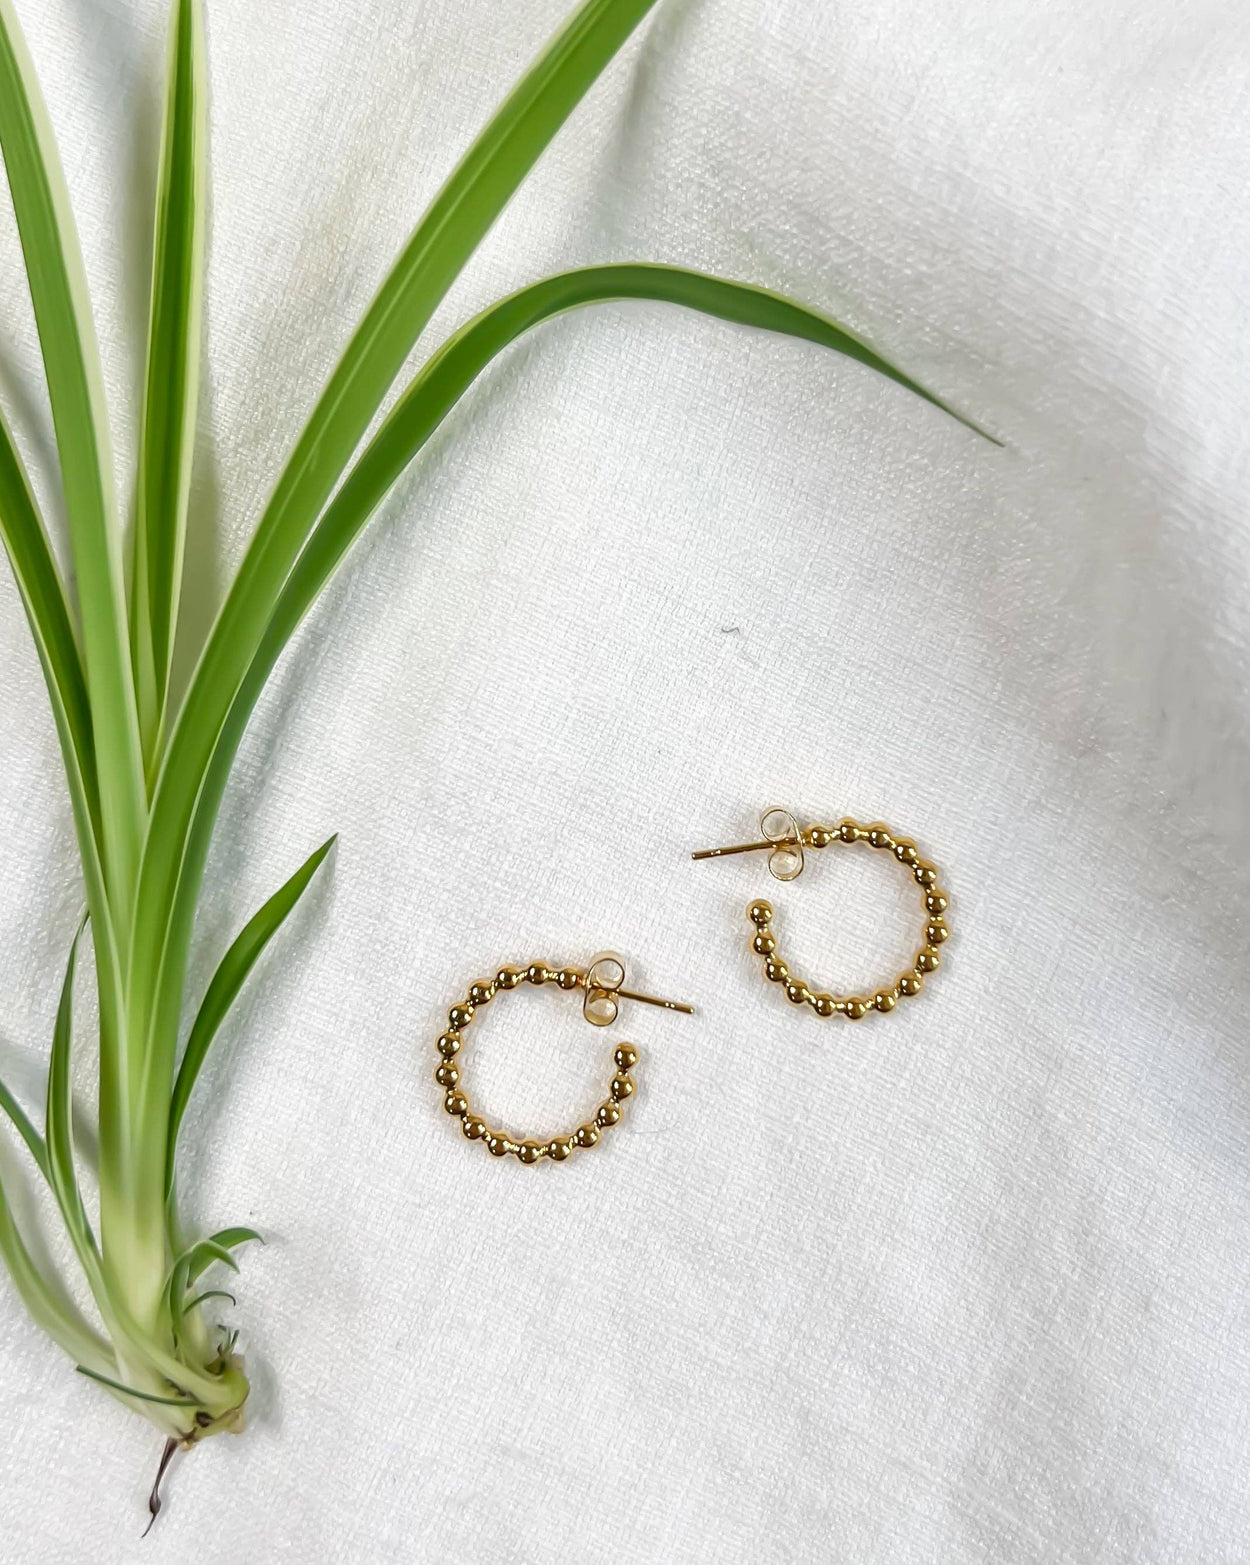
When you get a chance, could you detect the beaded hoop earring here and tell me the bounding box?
[693,808,950,1019]
[435,953,693,1162]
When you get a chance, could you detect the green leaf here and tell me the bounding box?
[166,837,335,1192]
[0,1072,49,1182]
[0,414,131,1265]
[166,1227,260,1343]
[182,1238,238,1278]
[0,404,124,970]
[41,930,188,1397]
[235,270,996,727]
[185,1289,235,1313]
[165,1238,231,1344]
[131,0,207,776]
[279,264,994,673]
[189,1227,263,1283]
[0,8,142,1297]
[168,1228,261,1297]
[75,1364,195,1407]
[130,0,663,1114]
[0,0,145,922]
[305,264,993,589]
[0,407,99,834]
[44,921,100,1279]
[0,1167,114,1373]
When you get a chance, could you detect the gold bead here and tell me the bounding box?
[749,900,773,926]
[898,971,923,996]
[844,997,869,1020]
[764,957,789,983]
[556,968,581,991]
[837,818,860,843]
[444,1090,469,1117]
[924,890,949,915]
[525,963,550,985]
[925,920,950,945]
[914,862,939,888]
[495,966,523,990]
[753,931,776,956]
[435,1061,459,1088]
[866,823,893,849]
[893,839,919,865]
[516,1140,545,1164]
[574,1124,599,1148]
[614,1045,638,1071]
[874,989,897,1013]
[610,1074,634,1102]
[436,1031,461,1058]
[808,825,833,848]
[811,993,836,1017]
[448,1004,474,1031]
[467,980,495,1007]
[785,980,811,1006]
[462,1116,487,1141]
[916,947,941,973]
[485,1133,511,1157]
[596,1101,621,1128]
[547,1137,574,1162]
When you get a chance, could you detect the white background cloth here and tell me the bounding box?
[0,0,1247,1559]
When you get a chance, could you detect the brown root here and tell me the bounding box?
[142,1438,179,1538]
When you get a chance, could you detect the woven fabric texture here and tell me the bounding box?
[0,1,1247,1560]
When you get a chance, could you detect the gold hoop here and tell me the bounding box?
[694,811,950,1018]
[434,956,693,1162]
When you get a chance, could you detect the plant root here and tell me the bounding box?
[142,1437,179,1538]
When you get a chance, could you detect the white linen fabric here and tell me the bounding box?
[0,0,1247,1560]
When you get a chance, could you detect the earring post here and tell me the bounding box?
[616,987,696,1015]
[691,839,780,860]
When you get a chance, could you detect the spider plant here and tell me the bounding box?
[0,0,989,1505]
